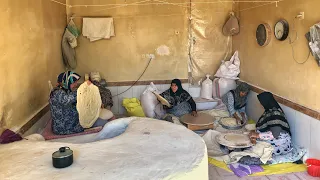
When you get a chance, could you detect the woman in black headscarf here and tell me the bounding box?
[249,92,292,155]
[159,79,197,121]
[222,82,251,125]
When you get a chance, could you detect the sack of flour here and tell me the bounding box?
[140,83,160,118]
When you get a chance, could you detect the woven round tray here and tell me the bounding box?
[219,118,245,130]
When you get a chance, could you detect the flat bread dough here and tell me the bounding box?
[153,92,171,108]
[77,82,102,128]
[180,113,214,126]
[220,118,237,127]
[216,133,253,148]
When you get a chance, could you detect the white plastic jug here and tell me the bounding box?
[200,75,213,100]
[212,78,237,98]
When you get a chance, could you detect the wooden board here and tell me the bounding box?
[186,124,214,131]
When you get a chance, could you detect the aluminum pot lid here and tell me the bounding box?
[52,147,73,159]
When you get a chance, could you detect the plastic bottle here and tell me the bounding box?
[200,75,213,100]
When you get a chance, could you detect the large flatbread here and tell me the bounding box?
[77,82,102,128]
[153,92,171,108]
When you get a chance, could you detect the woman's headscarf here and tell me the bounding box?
[257,92,282,111]
[58,71,81,91]
[160,79,192,107]
[256,92,290,136]
[232,82,251,109]
[170,79,184,95]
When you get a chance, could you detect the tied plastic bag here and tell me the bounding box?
[309,23,320,66]
[215,51,240,79]
[122,98,145,117]
[141,82,160,118]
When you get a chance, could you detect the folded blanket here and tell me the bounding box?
[217,141,274,164]
[0,129,22,144]
[238,144,306,165]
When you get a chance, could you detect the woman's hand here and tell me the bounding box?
[86,80,92,85]
[240,112,247,122]
[191,111,198,117]
[249,131,259,139]
[248,131,259,145]
[233,113,242,125]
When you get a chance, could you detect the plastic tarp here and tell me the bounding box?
[188,0,233,85]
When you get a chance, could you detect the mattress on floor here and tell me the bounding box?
[41,119,102,140]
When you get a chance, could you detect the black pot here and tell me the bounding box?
[52,147,73,168]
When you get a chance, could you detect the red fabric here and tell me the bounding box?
[0,129,23,144]
[41,119,102,140]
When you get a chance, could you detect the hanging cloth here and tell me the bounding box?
[62,28,77,69]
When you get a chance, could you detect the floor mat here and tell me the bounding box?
[41,119,102,140]
[208,158,307,176]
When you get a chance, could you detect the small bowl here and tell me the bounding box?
[245,124,256,131]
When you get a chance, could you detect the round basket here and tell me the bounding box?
[219,118,245,130]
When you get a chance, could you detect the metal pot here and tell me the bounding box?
[52,147,73,168]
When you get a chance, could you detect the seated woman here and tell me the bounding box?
[249,92,292,156]
[222,82,250,125]
[159,79,197,122]
[91,80,113,110]
[50,71,84,135]
[50,71,112,135]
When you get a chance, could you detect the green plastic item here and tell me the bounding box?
[67,19,80,38]
[247,119,256,124]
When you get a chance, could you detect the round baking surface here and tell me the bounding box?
[216,133,253,148]
[256,23,271,47]
[180,113,215,126]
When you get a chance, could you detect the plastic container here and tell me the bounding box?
[212,78,237,98]
[194,97,218,111]
[200,75,213,100]
[306,159,320,177]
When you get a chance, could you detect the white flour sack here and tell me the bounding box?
[140,82,160,118]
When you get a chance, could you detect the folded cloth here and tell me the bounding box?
[0,129,22,144]
[238,156,271,165]
[202,130,226,157]
[217,141,274,164]
[82,18,115,42]
[62,28,77,69]
[228,163,264,178]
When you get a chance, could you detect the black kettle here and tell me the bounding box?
[52,147,73,168]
